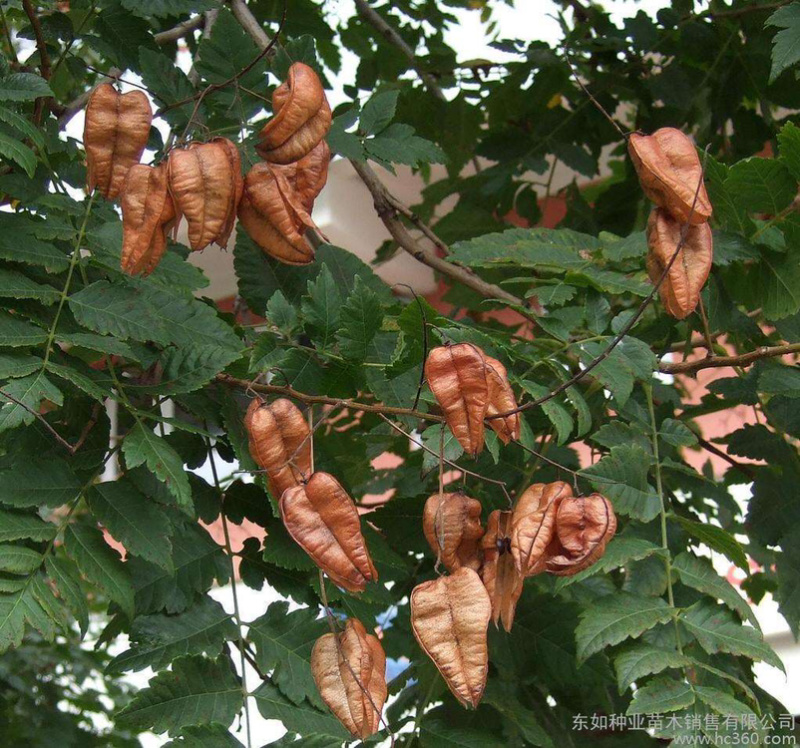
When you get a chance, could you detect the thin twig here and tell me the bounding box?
[153,14,206,44]
[660,343,800,375]
[693,433,755,480]
[0,387,77,453]
[22,0,51,79]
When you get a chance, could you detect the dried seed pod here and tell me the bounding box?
[485,355,521,444]
[423,492,484,572]
[510,481,570,578]
[629,128,712,225]
[280,472,377,592]
[545,493,616,577]
[244,398,312,497]
[84,83,152,201]
[480,510,524,632]
[311,618,387,739]
[646,208,713,319]
[289,139,330,213]
[410,567,491,708]
[425,344,490,458]
[257,62,332,164]
[120,163,175,277]
[238,162,315,265]
[167,138,243,251]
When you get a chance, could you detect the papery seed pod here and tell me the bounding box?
[84,83,152,201]
[509,481,570,578]
[410,567,491,708]
[545,493,616,577]
[167,138,243,251]
[423,492,484,572]
[238,162,315,265]
[293,140,330,213]
[257,62,332,164]
[646,208,713,320]
[244,398,311,497]
[120,163,175,277]
[425,344,490,458]
[280,472,377,592]
[484,355,521,444]
[629,128,712,225]
[480,510,524,632]
[311,618,387,739]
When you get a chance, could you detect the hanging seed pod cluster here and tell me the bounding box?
[629,128,714,319]
[241,337,617,733]
[82,62,331,277]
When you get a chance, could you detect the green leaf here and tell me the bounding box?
[575,593,675,663]
[421,423,463,472]
[0,72,53,101]
[673,553,759,630]
[694,685,758,720]
[45,555,89,636]
[0,132,37,178]
[107,597,237,674]
[725,157,796,216]
[116,655,243,736]
[659,418,697,447]
[0,313,47,347]
[483,681,553,747]
[164,724,245,747]
[0,456,81,508]
[122,423,192,512]
[336,276,384,360]
[420,716,506,747]
[581,445,660,522]
[121,0,217,17]
[0,509,56,542]
[252,682,349,742]
[302,265,342,351]
[758,364,800,397]
[138,47,201,129]
[0,352,40,379]
[87,481,173,571]
[626,677,695,715]
[265,290,299,336]
[776,528,800,638]
[365,123,446,170]
[248,601,328,708]
[520,381,573,444]
[359,90,399,135]
[672,516,749,573]
[0,230,69,272]
[0,105,45,149]
[0,544,42,574]
[615,644,691,693]
[65,524,134,619]
[766,3,800,82]
[0,371,62,433]
[778,121,800,181]
[0,572,63,653]
[680,601,784,672]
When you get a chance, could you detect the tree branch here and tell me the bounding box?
[22,0,51,80]
[353,0,446,101]
[153,14,205,44]
[230,0,273,50]
[659,343,800,375]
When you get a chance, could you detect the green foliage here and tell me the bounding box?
[0,0,798,745]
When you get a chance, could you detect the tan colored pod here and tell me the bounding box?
[510,481,570,577]
[167,138,243,251]
[280,472,377,592]
[84,83,152,201]
[545,493,617,577]
[120,163,175,277]
[629,128,712,224]
[257,62,332,164]
[480,510,524,632]
[311,618,387,739]
[484,355,521,444]
[646,208,713,320]
[292,139,330,213]
[425,344,490,458]
[422,492,484,572]
[244,398,311,497]
[238,162,315,265]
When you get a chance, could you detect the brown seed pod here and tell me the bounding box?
[167,138,243,251]
[510,481,571,578]
[280,472,377,592]
[286,139,330,213]
[628,128,712,225]
[84,83,152,201]
[410,567,491,709]
[646,208,713,320]
[244,398,311,497]
[484,355,521,444]
[311,618,387,739]
[422,492,484,572]
[257,62,332,165]
[120,163,175,277]
[480,510,524,632]
[424,344,490,458]
[238,162,316,265]
[545,493,617,577]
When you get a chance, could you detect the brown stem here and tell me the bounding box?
[660,343,800,375]
[153,14,206,44]
[693,433,755,479]
[22,0,51,80]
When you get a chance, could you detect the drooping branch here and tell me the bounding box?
[659,343,800,375]
[353,0,446,101]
